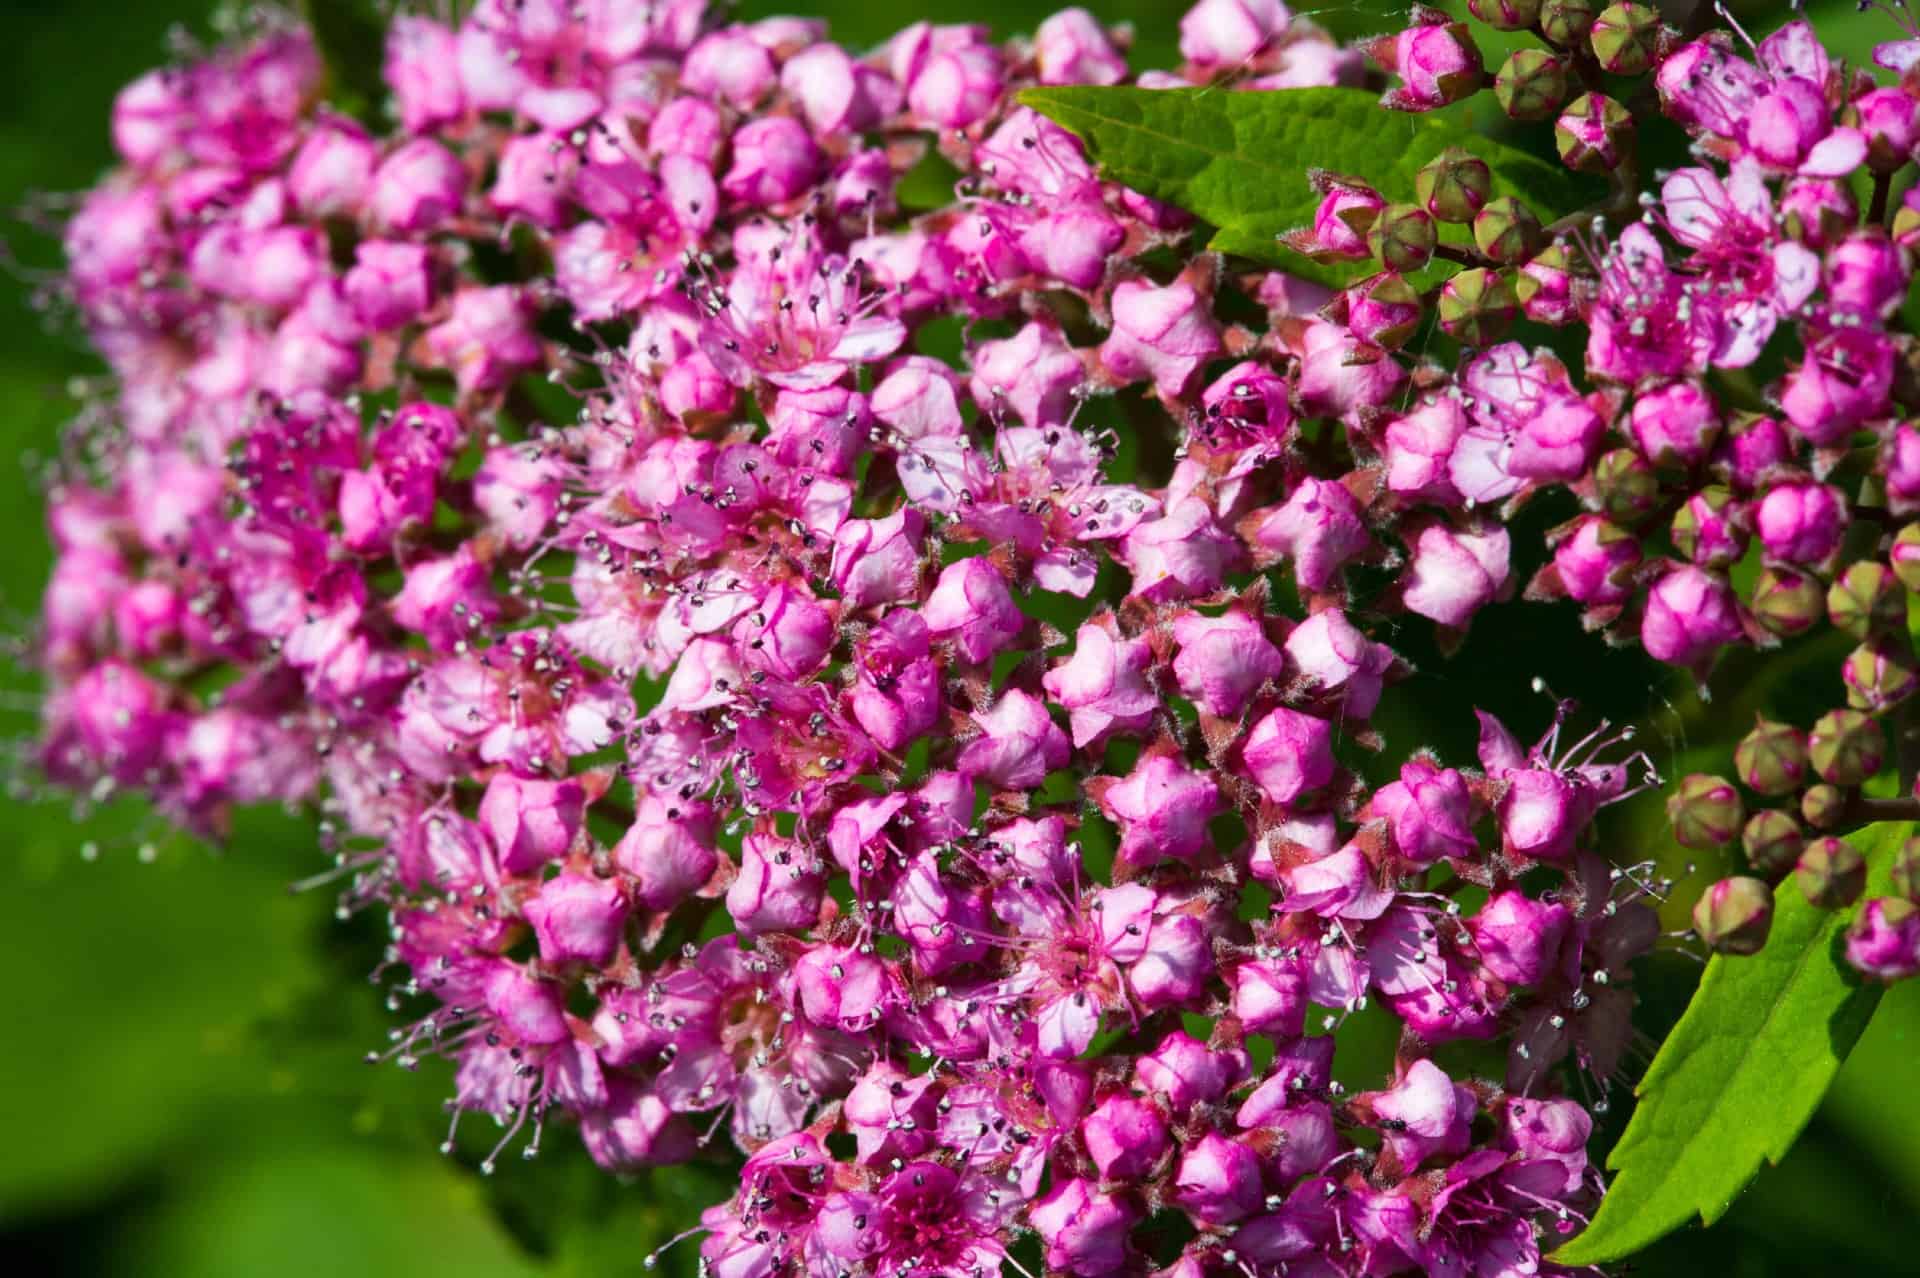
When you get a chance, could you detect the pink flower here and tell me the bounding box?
[1249,476,1370,592]
[1099,277,1222,398]
[922,557,1024,664]
[1284,608,1393,718]
[1642,565,1745,671]
[1180,0,1290,69]
[1100,752,1223,866]
[1366,15,1483,112]
[1081,1094,1168,1180]
[1042,620,1158,748]
[1401,521,1511,628]
[1170,609,1285,718]
[1371,757,1476,863]
[523,871,629,966]
[1036,8,1128,85]
[1243,706,1336,803]
[957,689,1070,789]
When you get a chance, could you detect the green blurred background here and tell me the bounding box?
[2,0,1917,1274]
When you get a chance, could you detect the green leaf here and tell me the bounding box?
[1016,85,1597,288]
[301,0,388,126]
[1552,820,1913,1266]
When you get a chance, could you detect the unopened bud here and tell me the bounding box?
[1784,178,1860,251]
[1742,809,1804,879]
[1892,524,1920,592]
[1670,486,1746,569]
[1735,720,1809,796]
[1468,0,1543,29]
[1593,448,1659,523]
[1847,86,1920,174]
[1891,836,1920,902]
[1589,3,1662,77]
[1541,0,1599,46]
[1750,566,1824,638]
[1495,49,1570,123]
[1415,147,1492,223]
[1472,196,1545,264]
[1436,267,1519,347]
[1828,562,1905,639]
[1843,639,1920,713]
[1796,836,1867,909]
[1801,783,1846,830]
[1517,241,1579,324]
[1367,19,1486,113]
[1348,272,1424,349]
[1667,773,1744,849]
[1808,708,1886,786]
[1369,203,1437,274]
[1692,875,1774,956]
[1556,93,1634,174]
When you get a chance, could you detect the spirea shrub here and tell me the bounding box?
[25,0,1920,1273]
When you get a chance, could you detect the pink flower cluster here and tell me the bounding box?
[1296,3,1920,981]
[30,0,1920,1273]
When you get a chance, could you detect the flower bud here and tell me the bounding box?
[1895,525,1920,592]
[1494,48,1569,123]
[1369,203,1437,273]
[1743,810,1805,879]
[1630,379,1720,468]
[1309,180,1386,259]
[1552,515,1639,605]
[1556,93,1633,174]
[1518,241,1580,324]
[1802,783,1846,829]
[1715,415,1793,493]
[1368,19,1485,113]
[1844,639,1920,713]
[1469,0,1543,27]
[1809,709,1886,786]
[1415,147,1492,223]
[1472,196,1545,264]
[1588,3,1661,77]
[1436,268,1519,346]
[1828,562,1905,640]
[1735,720,1810,796]
[1692,875,1774,956]
[1641,565,1743,672]
[1849,87,1920,173]
[1782,178,1858,252]
[1894,837,1920,902]
[1671,487,1746,568]
[1750,567,1824,638]
[1795,836,1867,909]
[1846,898,1920,982]
[1667,773,1743,849]
[1539,0,1598,46]
[1593,447,1659,522]
[1348,273,1424,349]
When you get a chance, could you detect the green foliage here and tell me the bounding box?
[1554,821,1915,1266]
[301,0,388,125]
[1016,84,1597,287]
